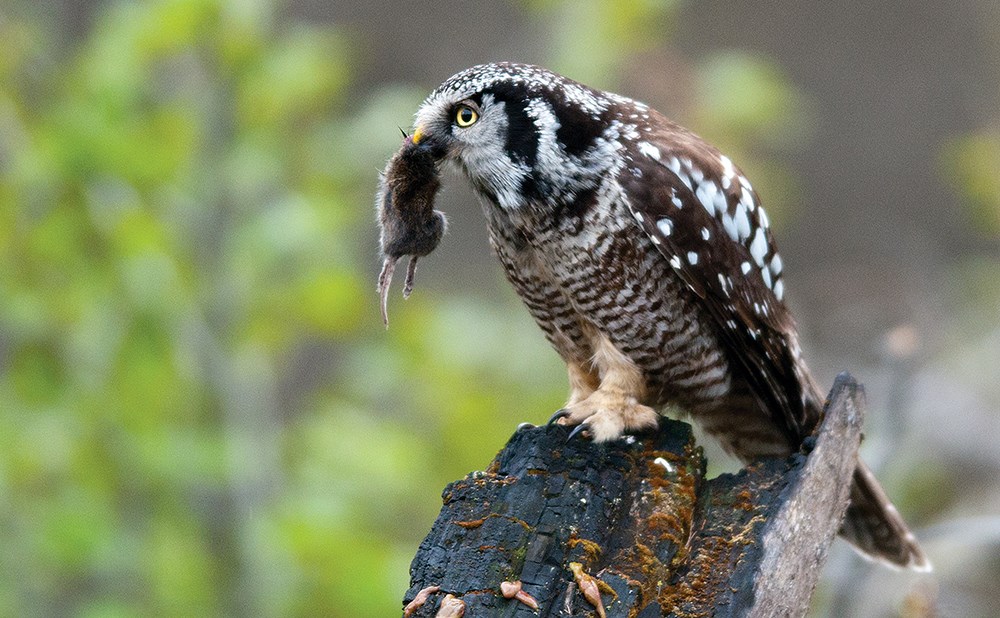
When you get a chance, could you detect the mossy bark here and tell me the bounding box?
[402,374,864,617]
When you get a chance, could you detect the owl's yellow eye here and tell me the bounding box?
[455,105,479,127]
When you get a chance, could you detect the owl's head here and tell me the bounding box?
[410,63,633,209]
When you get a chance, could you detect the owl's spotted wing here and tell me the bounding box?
[618,119,816,442]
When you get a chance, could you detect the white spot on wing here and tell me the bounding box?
[761,266,773,289]
[671,196,684,209]
[696,182,719,216]
[633,211,644,223]
[701,227,710,240]
[721,213,737,241]
[749,228,768,267]
[669,255,682,269]
[638,141,661,161]
[717,273,729,295]
[712,188,727,217]
[774,279,784,300]
[657,218,673,236]
[771,254,783,275]
[720,154,735,176]
[734,205,751,239]
[741,261,751,275]
[687,251,699,265]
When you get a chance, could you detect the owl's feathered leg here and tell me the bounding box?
[547,361,600,425]
[565,361,600,406]
[555,327,659,442]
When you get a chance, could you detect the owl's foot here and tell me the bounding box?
[553,390,658,442]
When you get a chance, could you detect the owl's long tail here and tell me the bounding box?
[839,459,931,571]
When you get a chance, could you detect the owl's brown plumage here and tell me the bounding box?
[382,62,929,571]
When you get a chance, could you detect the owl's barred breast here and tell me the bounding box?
[483,178,790,457]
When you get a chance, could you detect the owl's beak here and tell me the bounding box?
[406,125,448,160]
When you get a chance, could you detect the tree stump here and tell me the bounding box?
[402,373,865,617]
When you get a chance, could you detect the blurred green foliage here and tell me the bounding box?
[525,0,680,84]
[942,130,1000,236]
[0,0,811,616]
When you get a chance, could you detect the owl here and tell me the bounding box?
[381,62,929,571]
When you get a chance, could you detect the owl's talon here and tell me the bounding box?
[566,424,590,442]
[555,390,659,442]
[549,409,570,425]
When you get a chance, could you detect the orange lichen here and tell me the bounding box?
[609,542,670,612]
[449,513,533,532]
[567,536,604,563]
[454,518,486,529]
[733,489,755,512]
[579,435,703,614]
[504,515,533,531]
[647,512,683,535]
[596,578,617,598]
[657,471,778,615]
[476,545,503,552]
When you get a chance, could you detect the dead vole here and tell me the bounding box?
[375,135,446,327]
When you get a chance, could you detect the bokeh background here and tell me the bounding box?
[2,0,999,616]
